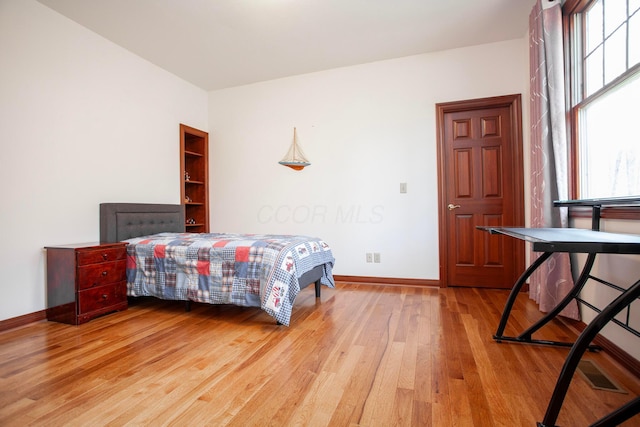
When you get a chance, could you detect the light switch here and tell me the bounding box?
[400,183,407,193]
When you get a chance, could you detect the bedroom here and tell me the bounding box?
[1,0,639,425]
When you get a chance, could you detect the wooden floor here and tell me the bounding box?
[0,283,638,426]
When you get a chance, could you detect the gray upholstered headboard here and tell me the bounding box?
[100,203,185,243]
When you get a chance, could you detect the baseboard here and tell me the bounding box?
[561,317,640,379]
[0,310,46,332]
[333,275,440,287]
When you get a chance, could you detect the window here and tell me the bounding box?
[565,0,640,198]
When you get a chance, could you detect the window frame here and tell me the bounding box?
[562,0,640,220]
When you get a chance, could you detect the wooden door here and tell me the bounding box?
[436,95,525,288]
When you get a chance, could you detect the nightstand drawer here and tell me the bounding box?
[77,260,126,289]
[78,282,126,314]
[77,246,126,266]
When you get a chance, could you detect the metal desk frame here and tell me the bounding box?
[480,197,640,427]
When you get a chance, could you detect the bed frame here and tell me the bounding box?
[99,203,323,309]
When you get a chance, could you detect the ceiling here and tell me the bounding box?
[38,0,536,91]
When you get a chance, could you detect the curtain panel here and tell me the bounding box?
[528,0,579,320]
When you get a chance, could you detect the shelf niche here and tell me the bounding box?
[180,124,209,233]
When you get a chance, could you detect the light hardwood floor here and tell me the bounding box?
[0,283,638,426]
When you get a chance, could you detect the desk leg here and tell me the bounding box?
[589,397,640,427]
[494,251,553,340]
[537,279,640,427]
[519,253,597,342]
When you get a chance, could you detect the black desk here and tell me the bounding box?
[480,197,640,427]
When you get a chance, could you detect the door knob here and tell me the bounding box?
[448,204,461,210]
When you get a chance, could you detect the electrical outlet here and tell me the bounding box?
[366,253,373,263]
[373,253,381,263]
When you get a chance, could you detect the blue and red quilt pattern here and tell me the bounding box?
[125,232,335,325]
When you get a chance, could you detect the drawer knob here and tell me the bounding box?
[101,271,108,276]
[102,253,109,260]
[102,294,108,299]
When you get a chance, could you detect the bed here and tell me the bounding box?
[99,203,335,325]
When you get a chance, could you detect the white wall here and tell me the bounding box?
[208,39,529,280]
[0,0,208,321]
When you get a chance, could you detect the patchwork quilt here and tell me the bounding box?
[124,232,335,325]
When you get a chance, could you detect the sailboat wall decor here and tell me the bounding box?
[279,127,310,171]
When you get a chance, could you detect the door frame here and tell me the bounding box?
[435,94,525,288]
